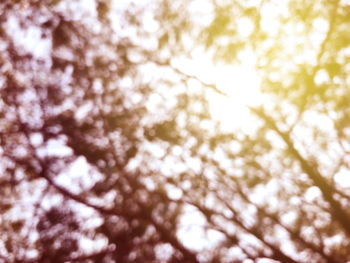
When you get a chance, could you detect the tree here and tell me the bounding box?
[1,0,350,262]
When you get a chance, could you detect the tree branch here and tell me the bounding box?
[250,106,350,237]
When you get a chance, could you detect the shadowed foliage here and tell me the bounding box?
[1,0,350,262]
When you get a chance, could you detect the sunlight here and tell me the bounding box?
[207,57,262,132]
[200,15,263,131]
[172,51,262,133]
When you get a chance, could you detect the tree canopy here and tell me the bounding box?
[1,0,350,262]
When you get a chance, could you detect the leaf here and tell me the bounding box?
[11,220,24,232]
[0,203,12,213]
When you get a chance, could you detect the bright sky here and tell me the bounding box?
[205,57,262,132]
[168,45,263,134]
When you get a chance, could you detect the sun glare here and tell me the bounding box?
[207,58,262,131]
[174,51,262,132]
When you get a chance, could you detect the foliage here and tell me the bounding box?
[1,0,350,262]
